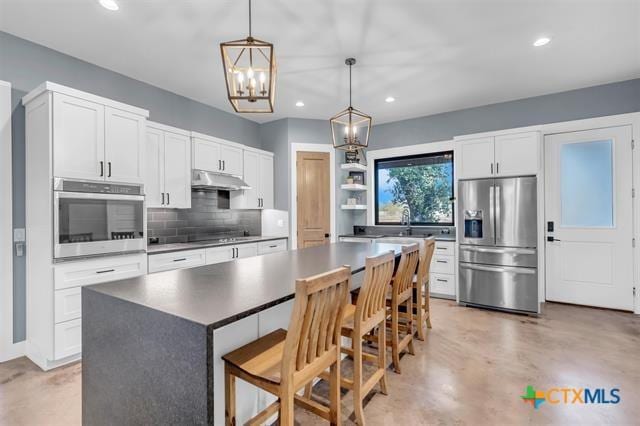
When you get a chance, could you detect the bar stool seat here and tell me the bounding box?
[223,329,287,385]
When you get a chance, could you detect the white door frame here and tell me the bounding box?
[1,80,23,361]
[540,112,640,314]
[290,143,336,250]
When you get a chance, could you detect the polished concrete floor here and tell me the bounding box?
[1,299,639,425]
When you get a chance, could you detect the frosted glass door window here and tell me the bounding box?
[560,140,613,227]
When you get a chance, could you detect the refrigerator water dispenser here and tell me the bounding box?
[464,210,483,238]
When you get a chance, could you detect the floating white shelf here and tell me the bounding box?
[340,184,367,191]
[341,204,367,210]
[341,163,367,172]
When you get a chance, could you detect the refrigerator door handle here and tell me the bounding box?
[495,184,501,242]
[489,185,495,240]
[460,246,536,255]
[460,263,536,275]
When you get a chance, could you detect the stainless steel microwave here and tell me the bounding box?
[53,179,146,259]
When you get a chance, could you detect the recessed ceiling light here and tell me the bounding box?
[533,37,550,47]
[99,0,119,11]
[385,96,395,103]
[295,101,305,107]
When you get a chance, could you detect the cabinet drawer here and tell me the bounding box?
[54,318,82,360]
[430,273,455,296]
[54,253,147,290]
[55,287,82,323]
[258,239,287,255]
[148,249,206,273]
[431,255,455,274]
[434,241,455,255]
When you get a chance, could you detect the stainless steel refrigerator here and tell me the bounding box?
[457,176,538,313]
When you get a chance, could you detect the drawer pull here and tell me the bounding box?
[436,247,448,250]
[96,269,115,274]
[436,278,448,282]
[436,260,448,264]
[269,245,278,248]
[173,258,187,262]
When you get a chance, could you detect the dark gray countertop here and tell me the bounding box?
[147,235,288,255]
[338,234,456,242]
[85,242,403,329]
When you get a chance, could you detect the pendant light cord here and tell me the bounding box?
[248,0,252,38]
[349,62,352,108]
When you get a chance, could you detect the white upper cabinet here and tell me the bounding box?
[53,93,105,181]
[192,133,244,176]
[457,137,495,179]
[105,107,145,184]
[457,132,540,179]
[231,150,274,210]
[47,86,148,184]
[145,122,191,209]
[494,132,539,177]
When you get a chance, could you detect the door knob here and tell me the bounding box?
[546,236,561,242]
[324,233,330,238]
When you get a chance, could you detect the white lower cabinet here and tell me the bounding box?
[430,241,456,298]
[148,249,206,273]
[213,314,260,426]
[205,243,258,265]
[54,287,82,324]
[54,319,82,360]
[257,239,288,255]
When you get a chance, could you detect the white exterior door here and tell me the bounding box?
[145,127,164,208]
[163,132,191,209]
[259,154,274,209]
[458,137,495,179]
[52,93,105,181]
[105,107,145,184]
[545,126,634,310]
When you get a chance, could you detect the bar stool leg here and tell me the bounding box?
[280,391,295,426]
[377,324,388,395]
[353,334,365,425]
[329,360,341,426]
[407,299,415,356]
[224,364,236,426]
[391,306,401,374]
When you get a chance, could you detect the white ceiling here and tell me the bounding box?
[1,0,639,124]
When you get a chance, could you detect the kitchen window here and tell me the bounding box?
[374,151,454,225]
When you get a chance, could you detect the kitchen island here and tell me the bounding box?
[82,242,403,426]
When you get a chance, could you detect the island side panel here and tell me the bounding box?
[82,288,210,425]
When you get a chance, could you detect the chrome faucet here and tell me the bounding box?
[401,204,412,236]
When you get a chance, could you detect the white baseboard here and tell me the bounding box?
[0,340,25,363]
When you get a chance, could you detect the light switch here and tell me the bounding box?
[277,219,284,227]
[15,242,25,257]
[13,228,25,242]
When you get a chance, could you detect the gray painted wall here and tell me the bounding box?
[259,119,289,211]
[0,31,261,343]
[369,78,640,149]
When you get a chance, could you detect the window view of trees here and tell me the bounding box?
[375,152,453,225]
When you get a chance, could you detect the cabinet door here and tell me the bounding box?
[236,243,258,259]
[52,93,105,181]
[105,107,145,184]
[231,150,260,209]
[164,131,192,209]
[494,132,539,177]
[458,137,495,179]
[54,318,82,360]
[259,154,274,209]
[205,246,234,265]
[220,143,243,176]
[145,127,164,208]
[192,138,221,172]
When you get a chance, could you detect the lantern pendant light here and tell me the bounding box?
[220,0,276,113]
[330,58,372,151]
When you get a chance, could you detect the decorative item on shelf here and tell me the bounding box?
[349,171,365,184]
[347,198,357,206]
[330,58,372,152]
[346,177,354,184]
[345,150,361,164]
[220,0,276,113]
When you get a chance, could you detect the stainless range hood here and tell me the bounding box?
[191,169,251,191]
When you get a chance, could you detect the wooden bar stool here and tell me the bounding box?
[223,266,351,426]
[308,251,396,425]
[386,243,420,374]
[414,238,436,341]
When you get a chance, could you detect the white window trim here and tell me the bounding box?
[0,80,24,361]
[365,139,456,227]
[289,143,336,250]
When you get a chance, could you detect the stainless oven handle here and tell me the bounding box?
[460,246,536,255]
[460,263,536,275]
[55,191,144,201]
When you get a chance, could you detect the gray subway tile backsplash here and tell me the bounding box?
[148,191,261,245]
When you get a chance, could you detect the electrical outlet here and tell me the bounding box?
[13,228,25,242]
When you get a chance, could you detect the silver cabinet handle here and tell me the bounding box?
[496,162,500,174]
[222,160,226,171]
[167,193,170,205]
[436,260,448,263]
[99,161,104,177]
[173,258,187,262]
[96,269,115,274]
[108,162,112,178]
[490,163,493,175]
[436,278,448,282]
[161,193,165,205]
[460,263,536,275]
[269,245,277,248]
[218,160,222,170]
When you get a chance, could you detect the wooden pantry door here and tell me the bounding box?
[296,151,331,248]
